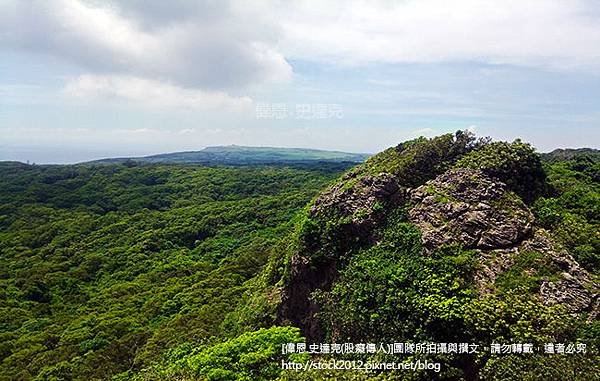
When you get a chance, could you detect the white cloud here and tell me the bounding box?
[64,74,252,110]
[3,0,600,113]
[275,0,600,71]
[1,0,292,90]
[6,0,600,87]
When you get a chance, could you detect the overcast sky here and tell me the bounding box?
[1,0,600,163]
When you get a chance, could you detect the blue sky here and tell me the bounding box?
[1,0,600,163]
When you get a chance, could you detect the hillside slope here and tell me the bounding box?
[128,132,598,381]
[272,132,599,379]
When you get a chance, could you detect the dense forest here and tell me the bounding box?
[0,162,348,380]
[0,134,598,380]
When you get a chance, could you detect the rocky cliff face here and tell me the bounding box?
[278,133,598,344]
[279,170,404,340]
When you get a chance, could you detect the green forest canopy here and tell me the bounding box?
[0,137,598,380]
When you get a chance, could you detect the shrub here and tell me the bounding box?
[456,140,546,203]
[186,327,308,381]
[364,130,479,187]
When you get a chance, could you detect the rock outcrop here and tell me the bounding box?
[280,146,598,341]
[279,170,403,340]
[408,168,534,251]
[274,134,598,381]
[408,168,598,317]
[310,171,404,236]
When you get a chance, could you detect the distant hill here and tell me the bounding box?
[84,145,370,165]
[541,147,600,162]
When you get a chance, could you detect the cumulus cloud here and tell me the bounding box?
[64,74,252,110]
[4,0,600,83]
[3,0,600,111]
[275,0,600,71]
[0,0,292,101]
